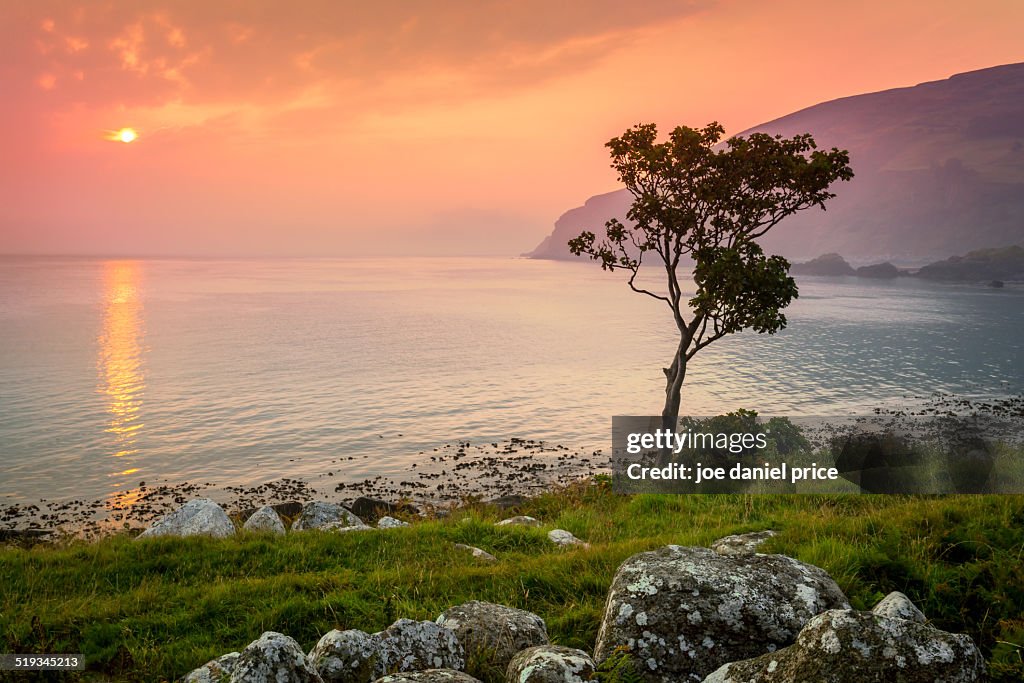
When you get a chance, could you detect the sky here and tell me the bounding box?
[2,0,1023,257]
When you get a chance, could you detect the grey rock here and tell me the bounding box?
[181,652,240,682]
[710,531,777,557]
[378,516,410,529]
[496,516,541,528]
[230,631,323,683]
[453,543,497,562]
[374,619,464,677]
[308,629,379,683]
[138,498,235,539]
[487,494,530,510]
[243,506,286,535]
[872,591,927,624]
[702,609,985,682]
[436,601,549,673]
[292,502,368,531]
[373,670,480,683]
[547,529,589,548]
[506,645,595,683]
[594,545,850,682]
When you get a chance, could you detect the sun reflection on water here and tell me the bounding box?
[97,261,147,510]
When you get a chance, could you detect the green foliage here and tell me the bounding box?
[590,647,642,683]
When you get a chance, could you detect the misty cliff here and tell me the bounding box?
[526,63,1024,262]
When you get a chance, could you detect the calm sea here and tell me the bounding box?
[0,256,1020,506]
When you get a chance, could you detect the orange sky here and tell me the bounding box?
[2,0,1023,257]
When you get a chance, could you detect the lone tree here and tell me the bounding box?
[569,122,852,432]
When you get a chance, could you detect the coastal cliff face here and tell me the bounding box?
[526,62,1024,262]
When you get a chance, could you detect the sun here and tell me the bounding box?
[106,128,138,143]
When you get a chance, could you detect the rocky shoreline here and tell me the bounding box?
[0,437,606,543]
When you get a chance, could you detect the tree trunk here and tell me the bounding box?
[659,338,688,464]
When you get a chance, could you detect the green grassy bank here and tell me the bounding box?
[2,482,1023,682]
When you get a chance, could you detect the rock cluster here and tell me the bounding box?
[139,499,421,541]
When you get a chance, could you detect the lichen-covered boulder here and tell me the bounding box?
[594,545,849,682]
[506,645,595,683]
[496,516,541,528]
[710,531,777,557]
[436,601,549,674]
[374,619,464,677]
[138,498,235,539]
[702,609,985,682]
[547,530,588,548]
[230,631,323,683]
[243,506,286,535]
[292,502,368,531]
[453,543,497,562]
[373,670,480,683]
[308,629,378,683]
[871,591,927,624]
[378,516,410,529]
[181,652,240,682]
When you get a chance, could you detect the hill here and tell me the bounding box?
[527,63,1024,262]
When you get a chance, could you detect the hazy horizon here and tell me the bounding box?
[3,1,1024,258]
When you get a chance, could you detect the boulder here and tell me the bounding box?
[871,591,927,624]
[181,652,240,682]
[496,516,542,528]
[710,531,777,557]
[373,671,480,683]
[230,631,323,683]
[243,506,287,535]
[547,530,588,548]
[506,645,595,683]
[453,543,497,562]
[436,601,548,674]
[138,498,235,539]
[702,609,985,682]
[593,545,849,682]
[292,502,368,531]
[374,619,464,677]
[308,629,379,683]
[378,516,410,529]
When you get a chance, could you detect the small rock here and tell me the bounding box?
[871,591,927,624]
[487,495,530,510]
[496,516,541,528]
[453,543,497,562]
[138,498,235,539]
[373,670,480,683]
[506,645,595,683]
[378,516,410,529]
[351,497,419,523]
[547,529,589,548]
[436,601,549,674]
[374,619,464,677]
[243,506,286,535]
[181,652,240,683]
[308,629,378,683]
[230,631,323,683]
[292,502,368,531]
[710,530,777,557]
[702,609,985,682]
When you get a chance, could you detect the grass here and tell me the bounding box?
[1,481,1023,682]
